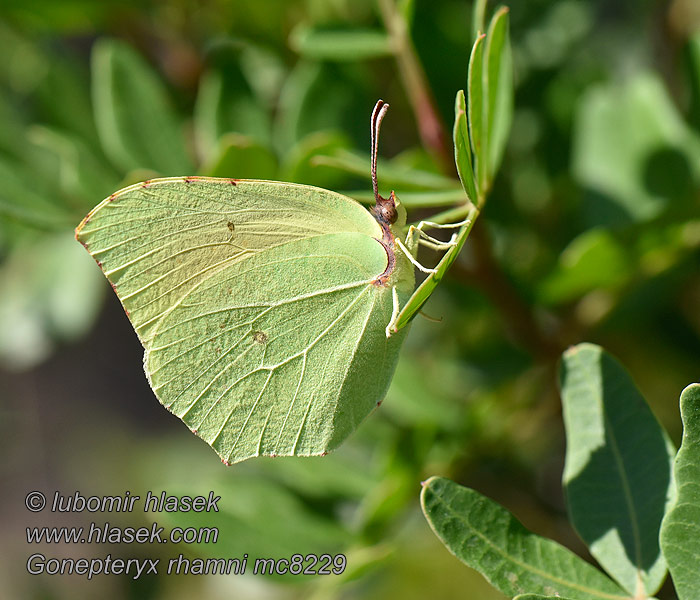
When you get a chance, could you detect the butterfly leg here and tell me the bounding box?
[385,286,401,337]
[415,218,472,231]
[405,225,448,249]
[417,234,459,251]
[395,237,437,274]
[396,218,473,278]
[415,218,472,249]
[407,219,472,248]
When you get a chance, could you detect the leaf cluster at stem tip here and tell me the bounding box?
[422,342,699,600]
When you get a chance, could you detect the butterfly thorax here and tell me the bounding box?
[371,190,412,293]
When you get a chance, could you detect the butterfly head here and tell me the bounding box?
[372,190,406,231]
[372,190,397,224]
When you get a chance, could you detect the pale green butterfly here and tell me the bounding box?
[76,100,472,464]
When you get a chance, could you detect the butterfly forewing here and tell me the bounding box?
[76,178,382,345]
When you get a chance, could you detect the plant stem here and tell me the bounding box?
[378,0,452,172]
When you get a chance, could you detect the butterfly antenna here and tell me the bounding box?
[371,99,389,204]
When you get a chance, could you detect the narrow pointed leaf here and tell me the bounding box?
[472,0,487,43]
[560,343,674,596]
[421,476,629,599]
[281,131,351,188]
[660,383,700,600]
[194,66,270,163]
[274,61,368,153]
[312,148,461,191]
[28,126,121,207]
[0,157,73,229]
[290,26,393,61]
[345,189,469,209]
[453,89,478,204]
[36,55,101,148]
[468,33,486,199]
[91,39,194,175]
[484,6,513,181]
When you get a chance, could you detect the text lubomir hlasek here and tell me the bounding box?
[49,491,220,512]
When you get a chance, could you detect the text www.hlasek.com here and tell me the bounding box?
[27,522,217,545]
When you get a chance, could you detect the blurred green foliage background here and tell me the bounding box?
[1,0,699,598]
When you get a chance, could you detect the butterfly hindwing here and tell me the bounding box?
[146,233,405,463]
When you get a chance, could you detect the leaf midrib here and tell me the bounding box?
[429,486,629,600]
[581,362,644,579]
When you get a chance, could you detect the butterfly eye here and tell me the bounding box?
[381,204,398,224]
[372,197,398,225]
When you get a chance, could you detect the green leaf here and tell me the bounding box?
[35,53,100,148]
[421,476,629,599]
[484,6,513,181]
[472,0,487,42]
[0,22,48,94]
[274,61,359,153]
[312,148,460,191]
[381,354,468,430]
[281,130,352,189]
[453,89,478,204]
[660,383,700,600]
[468,33,486,199]
[290,25,393,61]
[28,125,121,209]
[193,64,271,163]
[537,229,630,305]
[572,73,700,224]
[346,189,469,209]
[91,39,194,175]
[560,343,675,596]
[259,453,377,501]
[201,133,278,179]
[237,44,286,109]
[0,156,73,229]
